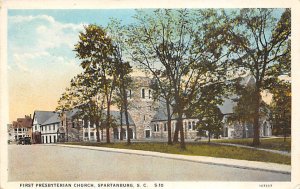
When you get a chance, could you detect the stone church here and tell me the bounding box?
[32,76,272,144]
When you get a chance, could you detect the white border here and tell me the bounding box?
[1,1,299,189]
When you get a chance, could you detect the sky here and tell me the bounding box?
[8,9,142,122]
[7,9,283,122]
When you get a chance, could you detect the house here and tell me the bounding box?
[40,112,60,144]
[8,115,32,143]
[32,111,57,144]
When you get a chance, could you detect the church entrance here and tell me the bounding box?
[145,130,150,138]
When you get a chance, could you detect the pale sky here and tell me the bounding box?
[8,9,140,122]
[7,9,281,122]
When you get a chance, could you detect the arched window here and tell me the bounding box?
[141,88,145,98]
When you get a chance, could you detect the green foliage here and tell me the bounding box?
[127,9,231,149]
[269,80,291,137]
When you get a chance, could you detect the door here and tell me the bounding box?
[145,130,150,138]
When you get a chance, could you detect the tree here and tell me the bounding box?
[189,83,225,143]
[57,70,106,142]
[128,9,231,149]
[197,106,223,143]
[150,76,175,145]
[107,19,134,145]
[74,24,118,143]
[223,8,291,145]
[270,80,291,141]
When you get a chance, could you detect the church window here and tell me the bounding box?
[141,88,145,98]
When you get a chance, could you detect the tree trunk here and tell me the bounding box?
[96,118,100,142]
[166,100,173,145]
[106,100,111,143]
[178,113,186,150]
[173,124,179,143]
[120,108,123,140]
[252,90,261,146]
[122,81,131,145]
[208,130,211,143]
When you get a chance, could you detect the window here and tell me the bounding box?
[41,126,43,131]
[188,122,191,130]
[54,136,56,143]
[35,126,37,131]
[148,90,151,99]
[72,122,75,128]
[141,88,145,98]
[53,124,56,131]
[192,121,195,130]
[164,123,167,132]
[90,132,94,137]
[49,136,52,143]
[154,124,159,132]
[129,90,132,99]
[84,132,88,138]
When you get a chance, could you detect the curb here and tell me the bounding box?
[47,144,291,175]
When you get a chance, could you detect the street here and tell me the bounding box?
[8,145,290,181]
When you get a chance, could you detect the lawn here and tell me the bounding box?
[64,142,291,165]
[213,137,291,152]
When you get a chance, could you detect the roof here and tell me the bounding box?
[240,75,256,87]
[110,111,135,126]
[66,108,80,119]
[218,95,237,115]
[33,111,56,125]
[12,116,32,128]
[42,112,60,125]
[151,107,176,121]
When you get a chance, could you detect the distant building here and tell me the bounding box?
[8,115,32,142]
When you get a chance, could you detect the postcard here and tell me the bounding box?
[1,0,299,189]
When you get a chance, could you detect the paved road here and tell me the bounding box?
[8,145,290,181]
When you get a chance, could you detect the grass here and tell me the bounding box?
[213,137,291,152]
[64,142,291,165]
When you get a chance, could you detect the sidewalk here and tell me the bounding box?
[214,142,291,156]
[50,144,291,175]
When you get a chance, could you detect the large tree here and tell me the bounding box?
[128,9,232,149]
[222,8,291,145]
[107,19,134,145]
[74,24,118,143]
